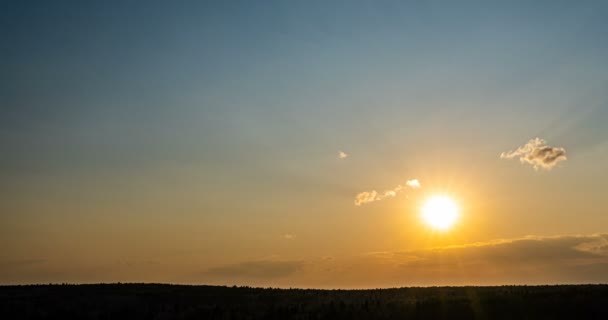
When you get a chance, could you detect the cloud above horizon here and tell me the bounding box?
[355,179,421,206]
[338,151,348,159]
[501,138,567,170]
[4,234,608,288]
[193,233,608,288]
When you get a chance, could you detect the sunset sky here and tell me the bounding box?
[2,1,608,288]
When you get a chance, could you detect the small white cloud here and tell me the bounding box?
[283,234,295,240]
[338,151,348,159]
[406,179,421,188]
[354,191,379,206]
[355,179,421,206]
[383,190,397,198]
[501,138,567,170]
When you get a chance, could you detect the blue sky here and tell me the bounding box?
[3,1,607,174]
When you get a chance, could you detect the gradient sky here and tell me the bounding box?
[2,1,608,287]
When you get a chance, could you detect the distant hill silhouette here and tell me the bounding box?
[2,284,608,319]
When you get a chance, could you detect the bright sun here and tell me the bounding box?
[421,195,459,231]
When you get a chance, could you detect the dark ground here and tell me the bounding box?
[1,284,608,319]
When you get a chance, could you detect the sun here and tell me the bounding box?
[421,195,459,231]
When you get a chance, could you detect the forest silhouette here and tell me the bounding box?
[2,284,608,319]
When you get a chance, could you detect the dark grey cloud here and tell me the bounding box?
[197,234,608,287]
[501,138,567,170]
[4,235,608,287]
[347,234,608,286]
[281,234,608,288]
[403,234,608,267]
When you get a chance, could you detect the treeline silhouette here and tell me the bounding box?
[1,284,608,319]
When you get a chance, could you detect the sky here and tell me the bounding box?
[2,0,608,288]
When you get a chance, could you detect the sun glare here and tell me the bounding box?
[421,195,459,231]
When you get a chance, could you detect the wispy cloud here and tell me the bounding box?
[334,233,608,287]
[501,138,567,170]
[355,179,421,206]
[196,233,608,288]
[4,235,608,287]
[283,233,295,240]
[338,151,348,159]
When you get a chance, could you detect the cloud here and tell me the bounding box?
[196,233,608,288]
[355,179,421,206]
[338,151,348,159]
[405,234,608,266]
[283,233,295,240]
[501,138,567,170]
[202,260,303,280]
[307,233,608,288]
[346,234,608,286]
[354,191,379,206]
[405,179,421,188]
[4,234,608,287]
